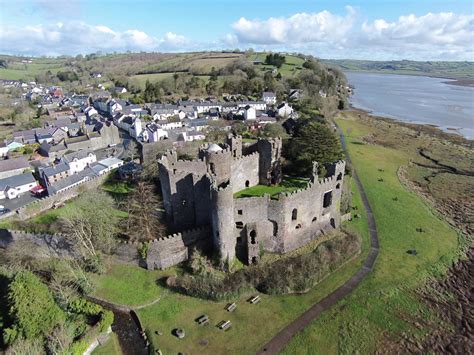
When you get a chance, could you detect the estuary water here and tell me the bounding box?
[346,71,474,139]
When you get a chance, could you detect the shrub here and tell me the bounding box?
[4,271,65,345]
[98,310,114,332]
[170,232,361,300]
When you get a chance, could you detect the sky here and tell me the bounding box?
[0,0,473,60]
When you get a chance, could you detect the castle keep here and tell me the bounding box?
[156,135,345,268]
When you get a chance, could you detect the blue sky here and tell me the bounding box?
[1,0,473,59]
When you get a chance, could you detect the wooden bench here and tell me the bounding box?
[196,315,209,326]
[225,302,237,312]
[217,320,232,331]
[248,295,261,304]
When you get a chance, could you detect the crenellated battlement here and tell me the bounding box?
[157,133,345,267]
[232,151,259,161]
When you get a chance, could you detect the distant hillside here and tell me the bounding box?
[322,59,474,79]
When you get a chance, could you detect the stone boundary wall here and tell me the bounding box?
[146,226,211,270]
[14,173,110,221]
[0,228,75,257]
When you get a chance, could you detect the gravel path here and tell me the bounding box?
[256,125,380,355]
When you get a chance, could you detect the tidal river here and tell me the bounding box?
[346,71,474,139]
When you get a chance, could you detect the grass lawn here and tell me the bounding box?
[281,112,461,354]
[90,263,170,307]
[91,176,370,354]
[234,177,309,198]
[91,332,122,355]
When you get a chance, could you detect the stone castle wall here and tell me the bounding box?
[146,226,211,269]
[157,135,345,267]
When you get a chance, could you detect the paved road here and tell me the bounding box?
[257,125,380,355]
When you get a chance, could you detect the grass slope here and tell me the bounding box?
[281,113,460,354]
[92,177,368,354]
[91,332,122,355]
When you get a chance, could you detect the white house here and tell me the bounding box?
[91,157,124,175]
[243,105,256,120]
[0,142,9,157]
[262,92,277,105]
[144,123,168,142]
[107,99,123,115]
[115,86,127,94]
[156,119,183,130]
[178,131,206,142]
[84,106,98,117]
[277,102,294,118]
[62,150,97,174]
[0,173,37,200]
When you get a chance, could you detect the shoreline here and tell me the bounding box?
[344,69,474,87]
[346,106,473,147]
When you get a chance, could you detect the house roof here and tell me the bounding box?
[0,172,36,191]
[62,150,94,162]
[47,167,96,194]
[96,157,123,168]
[41,162,70,177]
[0,157,30,173]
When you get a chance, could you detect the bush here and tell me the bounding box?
[98,310,114,332]
[170,232,361,300]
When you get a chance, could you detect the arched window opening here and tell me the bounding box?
[249,230,257,244]
[323,191,333,208]
[245,180,250,188]
[291,208,298,220]
[251,256,258,264]
[330,218,336,228]
[337,172,343,181]
[336,183,341,189]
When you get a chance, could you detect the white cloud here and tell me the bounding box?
[0,22,192,56]
[229,10,474,60]
[232,6,355,45]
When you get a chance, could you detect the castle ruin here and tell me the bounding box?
[156,135,345,267]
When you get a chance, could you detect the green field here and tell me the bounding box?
[130,72,211,89]
[281,113,461,354]
[0,59,66,80]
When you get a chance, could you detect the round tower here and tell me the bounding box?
[211,181,235,263]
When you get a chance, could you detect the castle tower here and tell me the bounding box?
[226,135,242,158]
[134,117,143,138]
[257,137,282,185]
[211,181,235,263]
[200,144,233,186]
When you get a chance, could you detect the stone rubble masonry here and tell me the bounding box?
[157,134,346,267]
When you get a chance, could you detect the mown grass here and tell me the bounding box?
[234,177,309,198]
[91,176,369,354]
[281,112,461,354]
[90,263,169,307]
[91,332,122,355]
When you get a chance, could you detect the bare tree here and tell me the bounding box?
[58,191,119,260]
[125,181,165,241]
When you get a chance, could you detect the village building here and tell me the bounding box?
[0,157,31,179]
[0,173,37,200]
